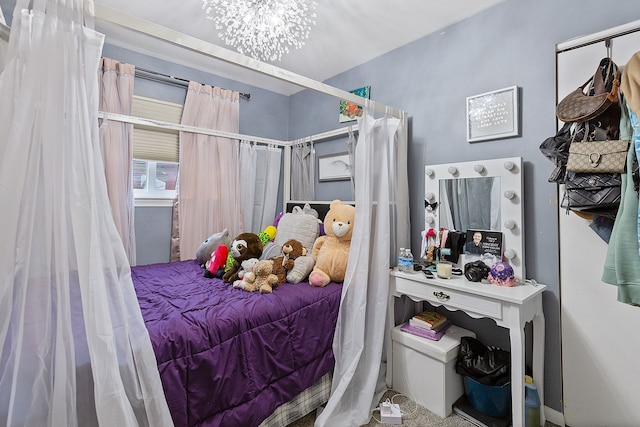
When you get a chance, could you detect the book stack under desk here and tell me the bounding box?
[403,310,450,341]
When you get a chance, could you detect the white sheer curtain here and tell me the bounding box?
[316,104,409,427]
[98,57,136,265]
[178,82,241,260]
[0,1,173,426]
[239,141,282,233]
[0,8,6,67]
[291,138,315,200]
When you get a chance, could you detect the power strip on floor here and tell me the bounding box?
[379,401,402,425]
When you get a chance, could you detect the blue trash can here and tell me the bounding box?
[463,376,512,418]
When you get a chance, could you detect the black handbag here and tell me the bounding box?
[561,172,622,217]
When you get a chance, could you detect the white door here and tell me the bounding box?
[558,28,640,427]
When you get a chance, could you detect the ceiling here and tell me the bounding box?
[94,0,505,95]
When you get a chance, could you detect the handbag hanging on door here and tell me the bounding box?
[561,172,622,217]
[556,57,620,123]
[566,139,629,173]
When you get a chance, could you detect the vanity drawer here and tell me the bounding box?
[394,277,503,320]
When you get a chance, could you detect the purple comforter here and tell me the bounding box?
[132,260,342,427]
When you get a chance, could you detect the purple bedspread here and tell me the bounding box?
[132,260,342,427]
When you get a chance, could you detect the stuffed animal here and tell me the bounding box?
[309,200,355,287]
[258,225,277,245]
[222,233,264,283]
[204,244,229,278]
[269,239,307,285]
[233,258,260,290]
[241,259,279,293]
[195,228,232,266]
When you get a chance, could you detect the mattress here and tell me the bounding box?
[132,260,342,427]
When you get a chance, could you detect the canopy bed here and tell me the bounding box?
[0,2,409,426]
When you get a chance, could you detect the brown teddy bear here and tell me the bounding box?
[309,200,355,287]
[269,239,308,285]
[242,259,279,293]
[222,232,264,283]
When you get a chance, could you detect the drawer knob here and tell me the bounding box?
[433,291,450,301]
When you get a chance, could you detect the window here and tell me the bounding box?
[133,159,179,197]
[131,95,183,201]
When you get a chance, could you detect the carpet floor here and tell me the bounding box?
[286,389,560,427]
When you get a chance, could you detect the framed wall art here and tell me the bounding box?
[339,85,371,123]
[466,85,520,142]
[318,152,351,181]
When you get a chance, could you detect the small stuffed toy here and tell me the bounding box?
[309,200,355,287]
[269,239,307,285]
[204,245,229,278]
[222,233,264,283]
[488,262,517,287]
[195,228,232,266]
[241,259,279,293]
[233,258,260,290]
[258,225,277,245]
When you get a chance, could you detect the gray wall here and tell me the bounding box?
[289,0,640,414]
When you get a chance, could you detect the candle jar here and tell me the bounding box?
[436,261,453,279]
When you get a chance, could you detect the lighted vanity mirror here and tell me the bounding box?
[439,177,501,232]
[425,157,525,280]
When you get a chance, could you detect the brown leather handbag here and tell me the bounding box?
[556,58,620,123]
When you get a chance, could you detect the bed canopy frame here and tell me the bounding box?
[0,5,410,424]
[91,4,408,208]
[1,4,408,207]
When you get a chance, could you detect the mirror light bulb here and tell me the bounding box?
[504,161,514,171]
[426,168,434,177]
[504,190,515,200]
[474,164,485,173]
[504,220,516,230]
[426,192,435,201]
[504,249,516,259]
[426,216,435,224]
[448,166,458,175]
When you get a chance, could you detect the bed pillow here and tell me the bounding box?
[274,205,319,250]
[286,255,316,284]
[261,205,320,261]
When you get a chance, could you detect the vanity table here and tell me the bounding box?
[387,156,546,426]
[386,270,545,427]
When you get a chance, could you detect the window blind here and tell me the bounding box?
[132,95,183,162]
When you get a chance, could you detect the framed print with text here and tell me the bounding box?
[466,86,520,142]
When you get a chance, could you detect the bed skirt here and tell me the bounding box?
[259,372,332,427]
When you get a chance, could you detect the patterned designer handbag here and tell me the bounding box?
[556,57,620,123]
[561,172,622,215]
[566,139,629,173]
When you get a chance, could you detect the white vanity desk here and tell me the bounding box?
[386,270,546,427]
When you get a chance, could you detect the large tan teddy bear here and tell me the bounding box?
[309,200,355,287]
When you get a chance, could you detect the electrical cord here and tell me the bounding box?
[369,390,419,425]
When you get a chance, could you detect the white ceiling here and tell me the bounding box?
[94,0,505,95]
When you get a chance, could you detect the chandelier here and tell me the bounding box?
[201,0,318,62]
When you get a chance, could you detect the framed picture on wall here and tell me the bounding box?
[318,152,351,181]
[466,86,520,142]
[339,86,371,123]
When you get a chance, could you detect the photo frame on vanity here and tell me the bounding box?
[466,86,520,142]
[425,157,525,280]
[463,229,504,267]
